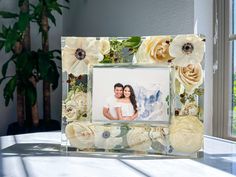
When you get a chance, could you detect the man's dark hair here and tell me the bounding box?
[114,83,123,89]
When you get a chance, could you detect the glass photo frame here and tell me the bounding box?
[61,35,205,157]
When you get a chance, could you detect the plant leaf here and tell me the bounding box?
[123,36,141,48]
[3,76,17,106]
[2,55,16,77]
[47,12,56,25]
[0,40,4,50]
[25,82,37,106]
[17,12,30,32]
[45,60,59,90]
[38,51,50,78]
[5,28,18,53]
[0,11,18,18]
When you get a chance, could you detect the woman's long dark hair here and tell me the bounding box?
[124,85,137,113]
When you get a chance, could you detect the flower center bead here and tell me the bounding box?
[75,48,86,60]
[182,43,194,55]
[102,131,110,139]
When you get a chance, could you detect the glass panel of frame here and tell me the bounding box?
[61,35,205,157]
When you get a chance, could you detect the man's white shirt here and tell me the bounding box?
[104,96,118,118]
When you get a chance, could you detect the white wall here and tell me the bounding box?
[0,0,63,135]
[62,0,194,36]
[194,0,214,135]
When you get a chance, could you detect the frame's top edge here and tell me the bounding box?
[61,34,206,40]
[92,63,173,69]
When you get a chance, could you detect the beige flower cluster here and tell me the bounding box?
[62,91,87,121]
[135,34,205,67]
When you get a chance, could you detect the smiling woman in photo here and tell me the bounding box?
[115,85,138,120]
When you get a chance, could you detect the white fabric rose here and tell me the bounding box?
[169,34,205,67]
[135,36,172,64]
[94,126,122,149]
[62,37,103,76]
[65,122,95,149]
[176,64,203,93]
[62,100,78,121]
[99,38,110,55]
[126,127,151,151]
[169,116,203,153]
[70,92,87,113]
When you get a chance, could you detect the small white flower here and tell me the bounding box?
[169,115,203,153]
[62,37,103,76]
[65,122,95,149]
[169,35,205,67]
[94,126,122,149]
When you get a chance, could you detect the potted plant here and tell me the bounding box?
[0,0,69,134]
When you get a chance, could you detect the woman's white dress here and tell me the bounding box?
[116,102,134,117]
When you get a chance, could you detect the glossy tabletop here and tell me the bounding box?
[0,132,236,177]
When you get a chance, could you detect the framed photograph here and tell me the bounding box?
[61,35,205,157]
[92,65,171,122]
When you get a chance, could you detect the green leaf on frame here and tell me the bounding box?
[17,12,30,32]
[123,36,141,48]
[0,11,19,18]
[116,124,131,138]
[25,82,37,106]
[3,76,17,106]
[47,12,56,25]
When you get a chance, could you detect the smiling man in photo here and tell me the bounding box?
[103,83,123,120]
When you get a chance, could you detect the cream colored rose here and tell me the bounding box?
[94,126,122,149]
[176,64,203,93]
[126,127,151,151]
[180,102,199,116]
[169,116,203,153]
[65,122,95,149]
[99,38,110,55]
[135,36,173,63]
[62,100,78,121]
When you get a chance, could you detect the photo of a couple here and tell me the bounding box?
[103,83,138,120]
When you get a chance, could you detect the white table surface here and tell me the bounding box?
[1,132,236,177]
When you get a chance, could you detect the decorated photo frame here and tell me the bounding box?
[61,35,205,157]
